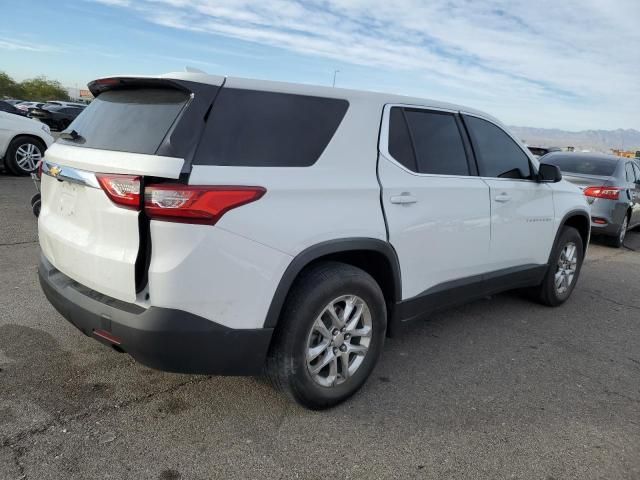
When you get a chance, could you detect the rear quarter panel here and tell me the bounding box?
[188,91,388,256]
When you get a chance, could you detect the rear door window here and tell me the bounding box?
[57,88,190,154]
[387,107,470,176]
[463,115,532,179]
[194,88,348,167]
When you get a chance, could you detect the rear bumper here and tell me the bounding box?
[589,199,628,236]
[38,254,273,375]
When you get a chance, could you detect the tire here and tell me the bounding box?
[530,226,584,307]
[5,136,46,176]
[265,261,387,409]
[608,214,629,249]
[32,198,41,218]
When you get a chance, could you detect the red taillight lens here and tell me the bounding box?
[144,185,265,225]
[583,186,621,200]
[96,174,141,209]
[37,160,43,179]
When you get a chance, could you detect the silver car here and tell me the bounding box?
[542,152,640,247]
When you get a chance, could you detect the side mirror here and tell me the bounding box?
[538,163,562,183]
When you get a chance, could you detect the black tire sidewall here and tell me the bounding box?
[279,264,387,409]
[544,227,584,305]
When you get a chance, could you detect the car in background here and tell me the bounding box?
[3,99,26,106]
[30,104,85,131]
[0,111,54,175]
[542,152,640,247]
[42,100,87,109]
[16,101,45,114]
[0,100,28,117]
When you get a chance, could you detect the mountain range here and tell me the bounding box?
[508,127,640,153]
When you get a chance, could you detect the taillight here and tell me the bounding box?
[583,186,621,200]
[144,184,265,225]
[96,174,141,209]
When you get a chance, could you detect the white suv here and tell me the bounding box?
[0,111,53,175]
[38,73,590,409]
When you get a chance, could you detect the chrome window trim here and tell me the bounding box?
[42,161,100,189]
[378,103,478,180]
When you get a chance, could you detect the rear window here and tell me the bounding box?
[543,155,617,176]
[194,88,349,167]
[57,88,190,154]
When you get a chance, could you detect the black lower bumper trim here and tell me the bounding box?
[38,254,273,375]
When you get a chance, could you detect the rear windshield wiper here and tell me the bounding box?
[59,130,85,143]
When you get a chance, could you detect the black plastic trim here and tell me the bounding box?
[263,238,402,329]
[396,264,548,324]
[39,254,273,375]
[550,209,591,261]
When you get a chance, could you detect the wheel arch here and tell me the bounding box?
[263,238,401,329]
[9,133,48,150]
[554,210,590,256]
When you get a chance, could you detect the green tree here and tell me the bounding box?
[0,71,23,98]
[20,76,70,101]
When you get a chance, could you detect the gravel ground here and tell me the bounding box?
[1,174,639,480]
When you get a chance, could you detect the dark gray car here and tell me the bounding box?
[542,152,640,247]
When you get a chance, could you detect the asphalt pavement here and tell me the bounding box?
[1,174,639,479]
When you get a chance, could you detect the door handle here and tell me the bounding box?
[390,193,417,205]
[494,192,511,203]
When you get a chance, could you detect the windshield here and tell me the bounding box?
[57,87,190,154]
[543,155,617,177]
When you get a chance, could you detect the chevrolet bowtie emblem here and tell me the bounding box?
[49,165,61,177]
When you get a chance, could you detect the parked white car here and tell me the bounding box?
[37,73,591,409]
[0,111,54,175]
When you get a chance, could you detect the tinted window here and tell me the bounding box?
[464,115,531,179]
[195,88,348,167]
[388,107,416,171]
[404,109,468,175]
[0,101,12,112]
[542,155,618,176]
[632,163,640,182]
[57,88,190,154]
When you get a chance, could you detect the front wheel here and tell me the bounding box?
[266,262,387,409]
[5,136,46,176]
[531,226,584,306]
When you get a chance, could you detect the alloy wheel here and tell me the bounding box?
[619,216,628,245]
[14,143,42,173]
[306,295,372,387]
[555,242,578,295]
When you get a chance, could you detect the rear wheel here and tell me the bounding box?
[530,226,584,306]
[608,214,629,248]
[5,136,46,176]
[266,262,386,409]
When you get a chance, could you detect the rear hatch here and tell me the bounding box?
[38,76,222,303]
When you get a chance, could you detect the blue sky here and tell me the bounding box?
[1,0,638,131]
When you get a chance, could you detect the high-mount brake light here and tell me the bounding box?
[96,174,141,209]
[583,186,621,200]
[144,184,266,225]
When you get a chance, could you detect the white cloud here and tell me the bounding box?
[0,38,59,53]
[91,0,640,129]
